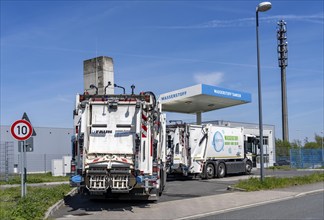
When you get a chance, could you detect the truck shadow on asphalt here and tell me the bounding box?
[63,193,153,214]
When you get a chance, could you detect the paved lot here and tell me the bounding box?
[51,173,247,218]
[50,169,323,219]
[197,191,324,220]
[53,182,324,219]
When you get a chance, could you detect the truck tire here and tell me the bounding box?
[245,160,252,175]
[205,163,215,179]
[159,169,165,196]
[217,163,226,178]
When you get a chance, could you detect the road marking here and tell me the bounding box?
[295,189,324,197]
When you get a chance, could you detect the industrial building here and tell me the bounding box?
[0,126,73,176]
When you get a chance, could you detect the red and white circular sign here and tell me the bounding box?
[10,120,33,141]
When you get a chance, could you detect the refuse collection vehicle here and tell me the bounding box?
[166,123,258,178]
[71,88,167,200]
[70,57,166,200]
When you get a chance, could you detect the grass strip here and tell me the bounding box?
[0,184,71,220]
[235,172,324,191]
[0,173,69,185]
[266,165,294,171]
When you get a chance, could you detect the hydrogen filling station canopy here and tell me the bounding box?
[159,84,252,124]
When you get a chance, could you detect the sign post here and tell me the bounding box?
[10,119,33,198]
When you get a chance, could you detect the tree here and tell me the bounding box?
[291,139,302,149]
[314,133,323,147]
[303,134,323,149]
[275,139,291,157]
[304,142,319,149]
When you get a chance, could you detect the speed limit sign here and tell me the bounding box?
[10,120,33,141]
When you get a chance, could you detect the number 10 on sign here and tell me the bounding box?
[10,120,33,141]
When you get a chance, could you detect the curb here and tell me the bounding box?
[44,187,77,219]
[297,169,324,171]
[226,185,247,192]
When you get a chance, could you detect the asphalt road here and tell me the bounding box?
[198,191,324,220]
[50,169,323,219]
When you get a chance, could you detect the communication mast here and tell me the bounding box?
[277,20,289,142]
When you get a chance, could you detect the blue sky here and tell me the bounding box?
[1,0,323,143]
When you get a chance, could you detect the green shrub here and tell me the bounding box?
[267,165,293,171]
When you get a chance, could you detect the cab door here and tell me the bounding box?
[244,136,258,167]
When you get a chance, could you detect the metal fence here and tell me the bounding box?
[0,141,14,181]
[277,156,290,161]
[0,140,70,182]
[290,149,324,169]
[19,153,70,173]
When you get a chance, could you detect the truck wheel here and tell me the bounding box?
[159,169,165,196]
[217,163,226,178]
[245,160,252,175]
[205,163,215,179]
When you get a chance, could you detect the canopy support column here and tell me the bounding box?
[196,112,202,125]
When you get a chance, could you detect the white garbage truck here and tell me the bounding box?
[166,123,258,178]
[70,57,166,200]
[71,89,167,200]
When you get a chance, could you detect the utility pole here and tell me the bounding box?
[277,20,289,142]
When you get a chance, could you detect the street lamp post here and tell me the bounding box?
[321,131,324,165]
[256,2,272,182]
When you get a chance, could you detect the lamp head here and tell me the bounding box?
[257,2,272,12]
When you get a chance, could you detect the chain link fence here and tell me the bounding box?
[1,140,71,182]
[290,149,324,169]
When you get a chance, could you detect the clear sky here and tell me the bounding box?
[1,0,323,143]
